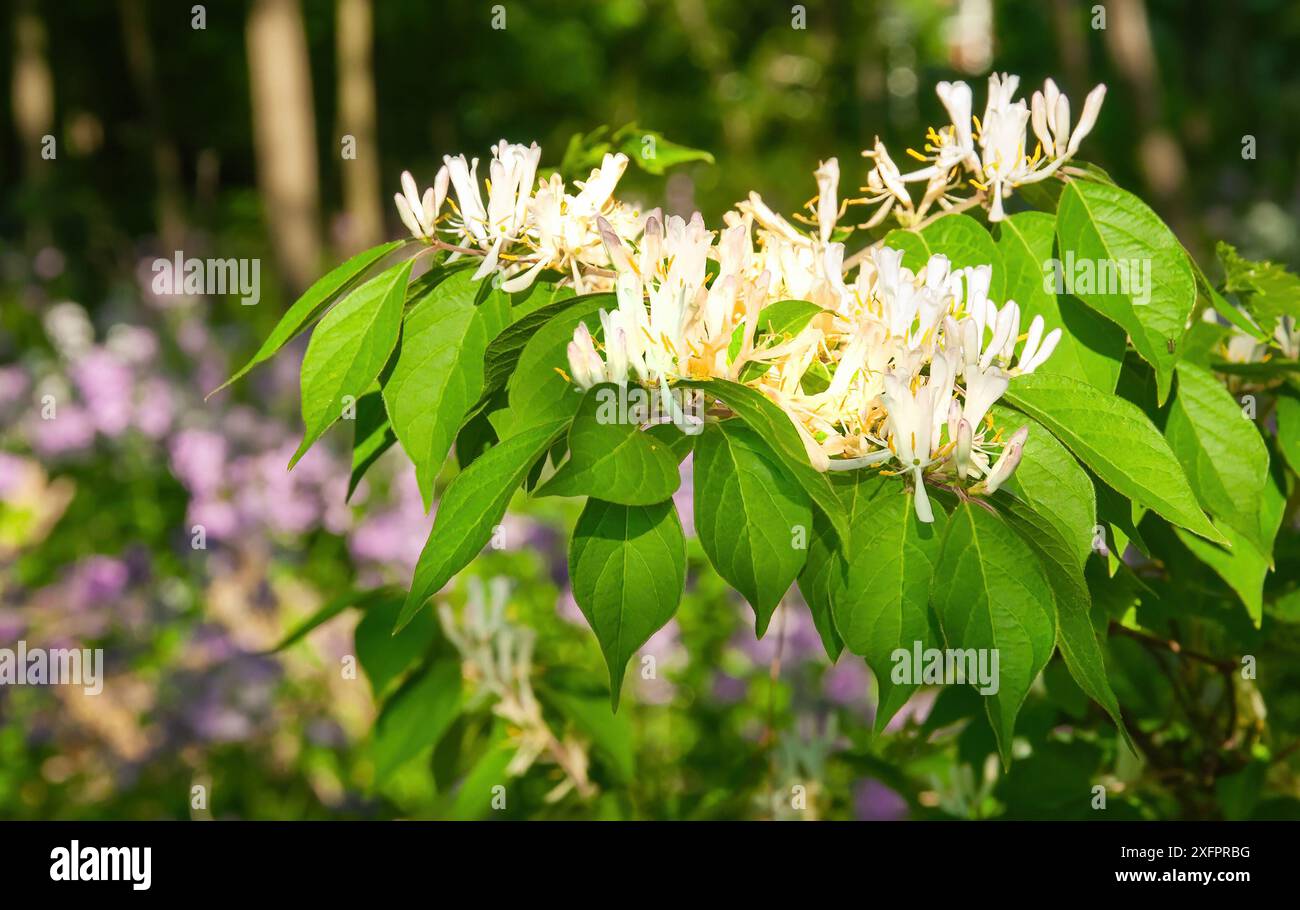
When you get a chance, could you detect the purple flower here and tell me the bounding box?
[30,404,96,455]
[132,377,175,439]
[823,656,871,705]
[710,672,748,704]
[73,348,134,437]
[853,778,909,821]
[169,429,228,496]
[733,599,825,667]
[673,452,695,537]
[67,556,130,608]
[0,365,30,413]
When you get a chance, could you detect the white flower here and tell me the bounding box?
[393,168,447,241]
[881,372,941,522]
[814,157,840,243]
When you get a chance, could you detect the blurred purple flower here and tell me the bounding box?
[132,377,175,439]
[734,599,825,667]
[673,452,695,537]
[0,365,30,413]
[853,778,909,821]
[31,404,96,455]
[169,429,228,496]
[73,348,134,437]
[823,656,871,705]
[710,672,748,705]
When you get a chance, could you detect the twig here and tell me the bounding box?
[1109,623,1237,672]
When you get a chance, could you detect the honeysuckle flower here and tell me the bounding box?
[814,158,841,243]
[880,372,940,523]
[979,425,1028,494]
[393,168,447,242]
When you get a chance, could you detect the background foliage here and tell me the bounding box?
[1,0,1299,820]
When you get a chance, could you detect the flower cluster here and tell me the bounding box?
[391,72,1104,521]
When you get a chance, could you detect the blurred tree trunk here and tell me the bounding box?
[11,0,54,249]
[335,0,383,253]
[119,0,187,253]
[1101,0,1190,239]
[246,0,321,293]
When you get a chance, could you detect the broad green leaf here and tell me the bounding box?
[477,286,590,406]
[372,658,461,785]
[212,239,407,396]
[560,123,714,178]
[795,509,844,662]
[830,475,945,732]
[880,228,931,272]
[678,378,851,549]
[694,420,812,635]
[348,390,396,501]
[931,503,1057,766]
[997,494,1132,750]
[1174,464,1286,627]
[995,211,1125,392]
[493,297,606,438]
[569,498,686,709]
[291,259,412,467]
[990,404,1095,568]
[355,596,439,699]
[536,383,681,505]
[920,212,1006,304]
[398,419,570,632]
[1004,372,1226,545]
[446,722,514,819]
[1056,180,1196,403]
[645,422,697,462]
[383,270,511,508]
[1165,363,1270,550]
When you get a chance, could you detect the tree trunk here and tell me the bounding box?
[246,0,322,293]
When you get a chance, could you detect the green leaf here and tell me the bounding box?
[1164,363,1270,550]
[990,404,1095,568]
[536,383,681,505]
[269,587,396,652]
[1055,180,1196,403]
[1004,372,1226,545]
[541,687,636,782]
[560,123,714,178]
[1276,387,1300,476]
[348,390,396,501]
[372,658,461,785]
[397,419,570,632]
[291,259,412,467]
[355,595,439,699]
[931,503,1057,766]
[830,475,946,732]
[477,286,587,404]
[678,378,851,549]
[880,228,931,272]
[569,498,686,709]
[994,211,1125,392]
[1174,465,1286,627]
[694,420,811,635]
[212,239,408,396]
[795,508,844,662]
[920,213,1006,304]
[1217,241,1300,335]
[997,494,1132,751]
[493,297,606,438]
[446,722,514,819]
[383,270,511,508]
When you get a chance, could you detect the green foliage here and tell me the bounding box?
[569,498,686,708]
